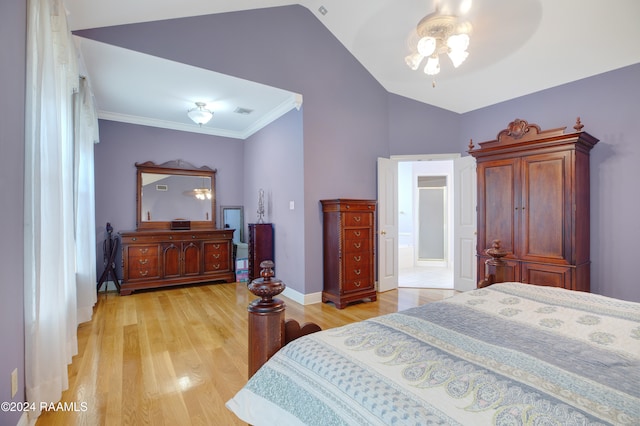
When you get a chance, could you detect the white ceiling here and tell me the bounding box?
[66,0,640,138]
[74,36,302,139]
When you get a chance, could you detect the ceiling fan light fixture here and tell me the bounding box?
[193,189,212,200]
[424,56,440,75]
[405,52,423,70]
[447,33,469,52]
[417,36,436,57]
[407,11,471,79]
[447,49,469,68]
[187,101,213,126]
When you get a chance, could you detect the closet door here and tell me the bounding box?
[477,158,520,257]
[519,151,572,264]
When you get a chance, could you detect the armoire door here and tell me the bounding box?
[519,151,572,264]
[477,157,520,257]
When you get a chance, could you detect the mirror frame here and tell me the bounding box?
[136,160,216,230]
[221,205,244,243]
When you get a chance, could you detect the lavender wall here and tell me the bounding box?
[386,64,640,302]
[459,64,640,302]
[388,94,461,154]
[94,120,244,273]
[80,6,639,301]
[244,108,305,293]
[79,5,391,294]
[0,0,26,423]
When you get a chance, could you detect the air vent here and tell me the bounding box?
[234,107,254,115]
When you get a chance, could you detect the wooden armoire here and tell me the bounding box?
[321,199,377,309]
[469,118,598,291]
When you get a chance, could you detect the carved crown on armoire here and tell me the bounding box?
[469,117,598,291]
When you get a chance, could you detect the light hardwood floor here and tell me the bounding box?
[36,282,457,425]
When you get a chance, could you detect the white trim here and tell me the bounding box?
[282,287,322,305]
[240,93,302,138]
[391,153,461,161]
[98,93,303,140]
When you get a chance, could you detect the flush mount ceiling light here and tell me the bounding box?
[187,102,213,126]
[405,9,472,82]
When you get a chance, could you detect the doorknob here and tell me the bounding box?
[380,230,387,235]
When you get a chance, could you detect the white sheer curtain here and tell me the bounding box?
[25,0,98,418]
[74,76,99,323]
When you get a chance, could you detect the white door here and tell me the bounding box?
[453,155,477,291]
[377,157,398,292]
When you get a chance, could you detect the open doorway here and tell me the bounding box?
[377,154,476,293]
[397,157,455,289]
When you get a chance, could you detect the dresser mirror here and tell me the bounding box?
[136,160,216,230]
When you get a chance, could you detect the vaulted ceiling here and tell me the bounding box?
[65,0,640,138]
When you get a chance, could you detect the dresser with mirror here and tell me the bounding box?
[119,160,235,295]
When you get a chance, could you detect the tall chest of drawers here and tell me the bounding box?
[247,223,274,282]
[119,229,235,295]
[321,199,377,309]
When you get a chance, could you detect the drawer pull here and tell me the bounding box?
[354,281,361,287]
[138,259,148,265]
[169,236,173,240]
[354,231,361,237]
[354,242,361,249]
[353,256,361,262]
[211,263,221,270]
[354,216,361,222]
[139,270,149,277]
[213,244,220,249]
[132,237,137,241]
[212,254,220,259]
[139,248,148,254]
[192,235,196,239]
[354,269,361,275]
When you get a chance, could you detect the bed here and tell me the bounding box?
[227,282,640,425]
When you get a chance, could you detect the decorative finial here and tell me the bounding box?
[468,139,474,151]
[573,117,584,132]
[257,188,265,223]
[259,260,275,280]
[485,240,508,259]
[247,260,284,307]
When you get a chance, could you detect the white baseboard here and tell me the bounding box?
[282,286,322,305]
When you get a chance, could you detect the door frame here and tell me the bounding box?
[380,153,472,291]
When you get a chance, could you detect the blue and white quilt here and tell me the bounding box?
[227,283,640,425]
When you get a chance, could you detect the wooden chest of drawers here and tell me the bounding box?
[321,199,377,309]
[247,223,274,281]
[119,229,235,295]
